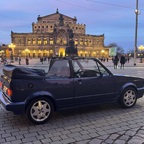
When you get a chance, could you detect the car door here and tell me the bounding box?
[74,76,115,104]
[73,59,116,105]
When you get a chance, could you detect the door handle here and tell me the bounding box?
[75,79,82,84]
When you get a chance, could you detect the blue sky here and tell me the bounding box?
[0,0,144,53]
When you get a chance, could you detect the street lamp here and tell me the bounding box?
[134,0,140,65]
[8,43,15,63]
[138,45,144,63]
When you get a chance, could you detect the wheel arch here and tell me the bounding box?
[119,83,138,96]
[25,91,57,113]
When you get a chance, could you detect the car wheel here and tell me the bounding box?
[26,98,53,124]
[119,87,137,108]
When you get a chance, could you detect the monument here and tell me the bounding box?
[65,29,78,56]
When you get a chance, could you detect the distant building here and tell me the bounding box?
[0,44,11,58]
[11,9,109,58]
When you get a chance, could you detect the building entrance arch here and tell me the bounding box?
[58,48,65,57]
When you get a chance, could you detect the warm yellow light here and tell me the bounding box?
[101,50,105,53]
[0,50,4,53]
[25,48,30,53]
[8,43,16,48]
[139,45,144,51]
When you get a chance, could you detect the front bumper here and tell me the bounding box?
[137,87,144,98]
[0,91,25,115]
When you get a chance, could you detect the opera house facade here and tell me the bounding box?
[10,9,109,58]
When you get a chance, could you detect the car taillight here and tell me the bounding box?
[0,81,2,89]
[7,88,13,97]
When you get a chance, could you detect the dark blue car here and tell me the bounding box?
[0,57,144,124]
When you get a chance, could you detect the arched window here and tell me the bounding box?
[75,39,78,45]
[27,38,31,44]
[38,38,42,44]
[49,38,53,45]
[43,38,47,45]
[32,38,36,44]
[80,39,83,45]
[85,40,88,45]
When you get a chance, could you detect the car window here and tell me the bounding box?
[97,62,110,76]
[72,59,101,77]
[47,60,70,77]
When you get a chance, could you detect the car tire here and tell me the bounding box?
[119,87,137,108]
[26,97,53,124]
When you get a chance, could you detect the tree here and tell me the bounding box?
[108,43,124,56]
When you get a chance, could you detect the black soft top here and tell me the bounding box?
[3,64,45,79]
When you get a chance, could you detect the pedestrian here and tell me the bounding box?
[127,57,130,63]
[113,55,119,69]
[18,57,21,65]
[25,57,29,65]
[120,55,126,69]
[40,57,43,64]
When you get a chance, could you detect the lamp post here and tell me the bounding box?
[138,45,144,63]
[134,0,140,65]
[8,43,15,63]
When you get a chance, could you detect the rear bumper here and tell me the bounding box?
[0,91,25,114]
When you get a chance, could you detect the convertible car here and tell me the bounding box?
[0,57,144,124]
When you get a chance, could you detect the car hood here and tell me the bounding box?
[113,74,144,81]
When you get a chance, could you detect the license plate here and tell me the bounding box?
[3,85,8,93]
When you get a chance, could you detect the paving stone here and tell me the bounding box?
[11,140,23,144]
[109,134,119,140]
[89,138,102,144]
[125,130,137,136]
[60,138,76,144]
[0,138,6,143]
[76,140,90,144]
[1,142,11,144]
[15,135,24,140]
[104,138,114,144]
[128,136,144,144]
[89,132,99,138]
[60,134,69,140]
[6,136,16,142]
[119,134,130,141]
[2,133,11,138]
[114,139,126,144]
[51,136,61,141]
[30,140,42,144]
[97,135,109,140]
[24,132,38,138]
[21,136,37,143]
[41,138,52,143]
[80,134,91,140]
[135,133,144,138]
[50,141,62,144]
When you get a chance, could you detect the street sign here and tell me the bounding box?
[109,47,117,56]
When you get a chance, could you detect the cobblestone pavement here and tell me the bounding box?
[0,58,144,144]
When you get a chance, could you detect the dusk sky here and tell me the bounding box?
[0,0,144,53]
